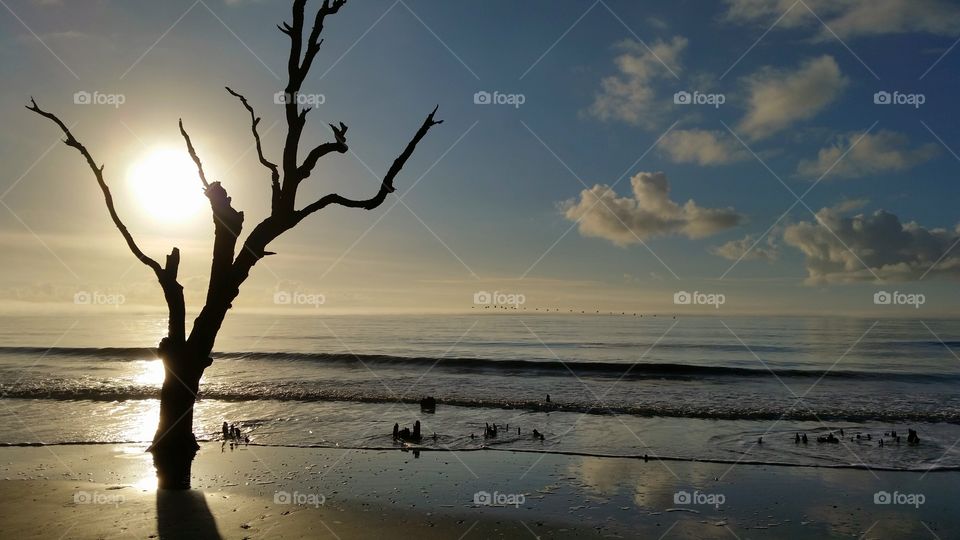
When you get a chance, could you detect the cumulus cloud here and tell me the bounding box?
[796,130,940,179]
[724,0,960,39]
[589,37,686,127]
[711,234,779,262]
[658,129,748,166]
[783,202,960,283]
[738,55,847,140]
[561,172,743,246]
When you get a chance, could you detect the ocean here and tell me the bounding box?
[1,312,958,471]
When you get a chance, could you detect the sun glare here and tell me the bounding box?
[133,360,166,386]
[127,148,207,221]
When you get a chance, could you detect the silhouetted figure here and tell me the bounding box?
[393,423,399,440]
[757,437,763,445]
[413,421,421,441]
[794,433,801,444]
[546,394,551,403]
[517,427,521,436]
[817,433,839,443]
[802,433,808,444]
[839,428,844,437]
[879,439,884,447]
[222,422,229,440]
[908,429,920,444]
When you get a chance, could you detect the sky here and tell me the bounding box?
[1,0,959,316]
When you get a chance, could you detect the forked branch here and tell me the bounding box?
[295,105,442,221]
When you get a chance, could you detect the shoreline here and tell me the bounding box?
[1,442,958,538]
[2,440,959,474]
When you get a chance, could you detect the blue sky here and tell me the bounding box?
[1,0,959,315]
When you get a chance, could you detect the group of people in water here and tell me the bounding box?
[773,428,921,447]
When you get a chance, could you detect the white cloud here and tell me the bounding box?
[797,130,940,179]
[782,202,960,283]
[738,55,847,140]
[658,129,748,166]
[589,37,686,127]
[724,0,960,39]
[562,172,743,246]
[711,234,779,262]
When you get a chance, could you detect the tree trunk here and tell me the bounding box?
[149,338,209,489]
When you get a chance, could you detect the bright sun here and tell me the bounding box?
[127,148,207,221]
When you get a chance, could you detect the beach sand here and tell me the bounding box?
[0,442,956,539]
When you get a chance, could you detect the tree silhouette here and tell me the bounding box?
[27,0,441,489]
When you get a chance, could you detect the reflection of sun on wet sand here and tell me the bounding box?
[0,443,957,539]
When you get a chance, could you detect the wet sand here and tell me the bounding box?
[0,442,957,538]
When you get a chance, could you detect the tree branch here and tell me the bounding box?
[277,0,348,207]
[27,98,185,341]
[27,99,164,275]
[296,106,442,220]
[224,87,281,211]
[300,0,346,81]
[178,120,245,354]
[298,121,348,178]
[178,119,210,190]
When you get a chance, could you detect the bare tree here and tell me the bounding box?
[27,0,441,489]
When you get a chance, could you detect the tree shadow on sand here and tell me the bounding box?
[157,490,221,539]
